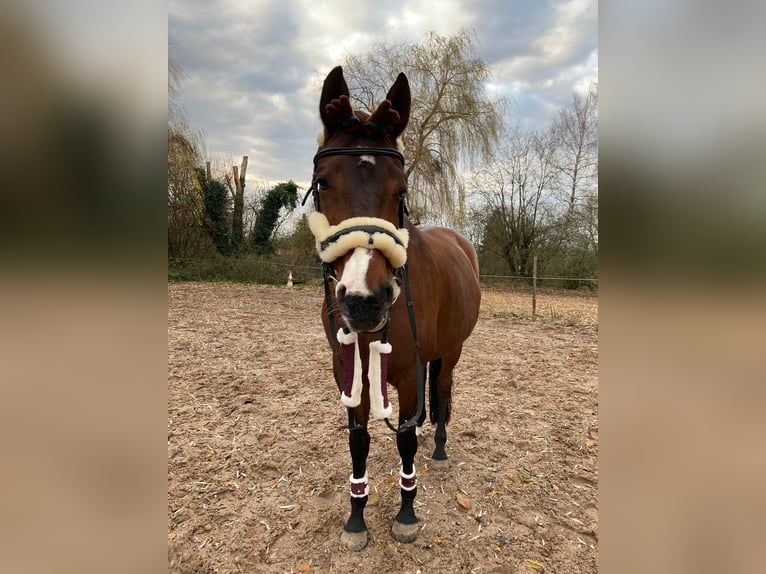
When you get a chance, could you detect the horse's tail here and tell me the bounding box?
[427,358,450,425]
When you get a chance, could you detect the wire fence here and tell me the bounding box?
[479,273,598,283]
[168,256,597,290]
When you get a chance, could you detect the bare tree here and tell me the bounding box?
[551,84,598,218]
[230,156,248,251]
[342,30,506,226]
[472,125,559,277]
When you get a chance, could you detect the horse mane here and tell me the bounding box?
[318,94,404,152]
[322,95,354,128]
[367,99,401,129]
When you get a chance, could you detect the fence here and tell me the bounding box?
[169,255,597,293]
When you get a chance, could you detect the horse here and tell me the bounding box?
[305,66,481,551]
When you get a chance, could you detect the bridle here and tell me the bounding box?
[302,146,406,220]
[303,146,424,434]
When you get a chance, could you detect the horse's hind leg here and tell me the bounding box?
[427,358,443,433]
[430,348,462,470]
[341,425,370,551]
[415,363,428,444]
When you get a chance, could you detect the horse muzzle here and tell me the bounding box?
[310,213,407,333]
[335,282,394,333]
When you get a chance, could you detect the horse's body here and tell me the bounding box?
[309,66,481,550]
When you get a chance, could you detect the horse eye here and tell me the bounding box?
[316,177,329,191]
[399,189,408,199]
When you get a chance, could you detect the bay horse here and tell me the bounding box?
[305,66,481,551]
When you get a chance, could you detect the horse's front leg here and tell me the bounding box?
[390,426,420,543]
[341,425,370,551]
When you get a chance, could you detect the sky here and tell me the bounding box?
[169,0,597,190]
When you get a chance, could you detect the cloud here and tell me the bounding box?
[455,0,596,127]
[169,0,598,182]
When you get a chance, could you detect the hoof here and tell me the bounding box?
[390,520,420,543]
[340,529,368,552]
[430,457,450,471]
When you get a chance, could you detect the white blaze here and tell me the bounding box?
[338,247,373,296]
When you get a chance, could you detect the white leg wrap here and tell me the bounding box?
[338,329,363,408]
[399,466,417,491]
[368,340,393,420]
[349,472,369,498]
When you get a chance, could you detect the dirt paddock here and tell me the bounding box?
[168,282,598,573]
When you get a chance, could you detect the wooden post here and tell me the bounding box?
[231,156,248,251]
[532,255,538,318]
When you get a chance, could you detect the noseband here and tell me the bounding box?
[305,146,423,434]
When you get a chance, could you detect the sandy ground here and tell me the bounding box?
[168,282,598,573]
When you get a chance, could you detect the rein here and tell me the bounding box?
[307,146,423,435]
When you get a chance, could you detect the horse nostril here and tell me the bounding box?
[383,282,394,302]
[336,285,347,305]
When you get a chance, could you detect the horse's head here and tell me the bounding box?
[308,66,411,334]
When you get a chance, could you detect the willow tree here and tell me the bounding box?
[342,30,506,226]
[168,54,212,258]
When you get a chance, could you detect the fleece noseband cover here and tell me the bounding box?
[308,212,409,268]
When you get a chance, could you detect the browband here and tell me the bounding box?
[301,147,406,208]
[313,146,405,167]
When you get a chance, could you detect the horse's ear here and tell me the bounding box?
[320,66,353,136]
[369,72,411,138]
